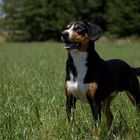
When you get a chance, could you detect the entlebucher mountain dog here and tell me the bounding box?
[61,20,140,137]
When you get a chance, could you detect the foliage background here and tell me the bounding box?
[0,0,140,41]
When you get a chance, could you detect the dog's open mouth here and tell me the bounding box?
[64,42,81,49]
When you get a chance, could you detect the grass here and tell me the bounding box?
[0,42,140,140]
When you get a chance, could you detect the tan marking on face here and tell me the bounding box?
[86,82,98,97]
[76,35,85,40]
[71,32,89,42]
[70,32,80,41]
[70,32,89,51]
[79,33,89,51]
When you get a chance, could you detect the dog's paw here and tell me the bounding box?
[93,127,100,140]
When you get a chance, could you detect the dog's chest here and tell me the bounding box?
[66,50,88,102]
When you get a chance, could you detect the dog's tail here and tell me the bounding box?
[132,67,140,76]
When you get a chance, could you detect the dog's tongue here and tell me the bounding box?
[64,42,80,49]
[64,43,74,49]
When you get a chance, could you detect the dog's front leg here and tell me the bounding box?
[87,96,101,138]
[66,90,76,123]
[89,98,101,139]
[86,82,101,139]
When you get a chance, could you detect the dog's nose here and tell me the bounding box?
[61,31,69,40]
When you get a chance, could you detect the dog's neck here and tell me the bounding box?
[67,42,103,83]
[69,49,87,82]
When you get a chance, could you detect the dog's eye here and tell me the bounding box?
[74,26,86,35]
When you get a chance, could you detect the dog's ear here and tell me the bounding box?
[84,21,103,41]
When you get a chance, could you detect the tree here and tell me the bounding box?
[1,0,76,41]
[74,0,107,30]
[1,0,140,41]
[106,0,140,37]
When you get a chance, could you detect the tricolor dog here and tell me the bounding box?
[61,21,140,136]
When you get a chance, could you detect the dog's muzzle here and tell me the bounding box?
[61,31,69,42]
[61,31,81,50]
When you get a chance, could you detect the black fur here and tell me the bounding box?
[66,53,77,81]
[66,42,140,99]
[63,21,140,129]
[65,41,140,124]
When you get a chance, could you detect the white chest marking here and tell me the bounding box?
[66,50,88,102]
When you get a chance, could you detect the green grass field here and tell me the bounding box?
[0,42,140,140]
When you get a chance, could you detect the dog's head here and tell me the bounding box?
[61,21,102,51]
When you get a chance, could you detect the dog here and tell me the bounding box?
[61,20,140,136]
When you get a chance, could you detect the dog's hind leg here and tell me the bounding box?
[101,95,115,130]
[126,76,140,112]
